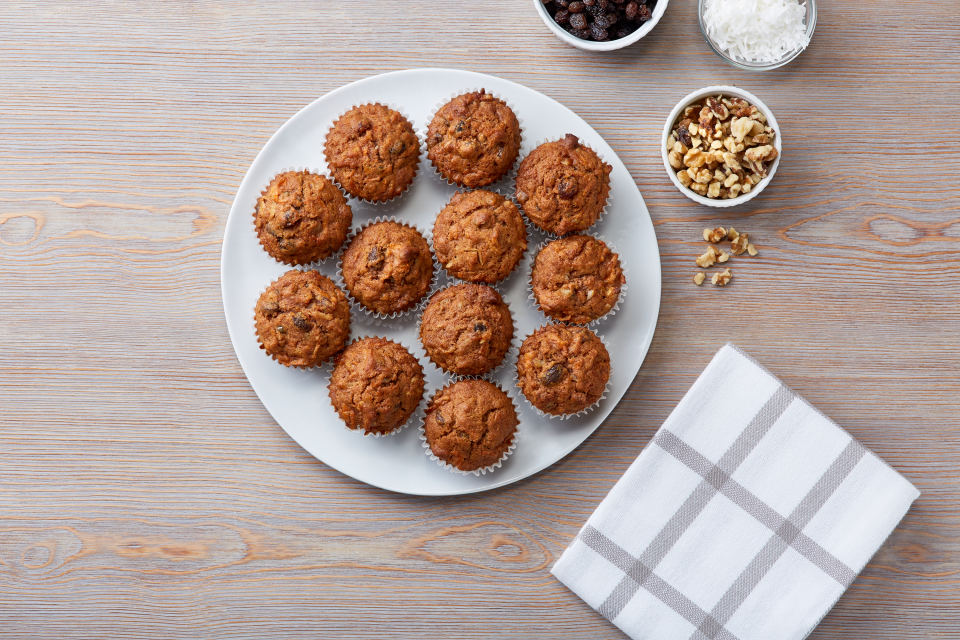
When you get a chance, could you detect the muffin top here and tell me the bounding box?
[516,324,610,416]
[433,190,527,284]
[514,134,612,236]
[328,338,425,435]
[340,221,434,315]
[426,89,522,188]
[254,170,353,265]
[419,284,514,377]
[531,235,625,324]
[254,270,351,367]
[324,104,420,202]
[424,379,518,472]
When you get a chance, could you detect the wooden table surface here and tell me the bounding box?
[1,1,958,637]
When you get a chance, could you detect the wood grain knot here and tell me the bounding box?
[400,521,550,573]
[0,212,44,246]
[863,214,960,247]
[0,527,83,576]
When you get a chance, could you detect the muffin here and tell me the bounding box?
[531,235,625,324]
[516,324,610,416]
[254,270,351,368]
[424,379,518,472]
[432,190,527,284]
[514,134,612,236]
[328,337,425,435]
[426,89,522,188]
[419,284,514,377]
[324,104,420,202]
[340,221,434,315]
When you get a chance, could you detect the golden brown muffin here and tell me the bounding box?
[426,89,522,188]
[514,134,612,236]
[254,170,352,265]
[516,324,610,416]
[424,379,518,472]
[254,270,351,367]
[531,235,625,324]
[419,284,513,377]
[340,221,434,315]
[432,190,527,284]
[324,104,420,202]
[328,338,425,435]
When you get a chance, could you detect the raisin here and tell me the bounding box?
[569,12,587,29]
[589,24,609,40]
[585,3,603,16]
[389,140,406,155]
[558,176,579,199]
[583,0,595,5]
[561,133,579,150]
[353,119,372,136]
[606,12,618,25]
[540,364,565,386]
[292,314,311,331]
[367,246,379,262]
[570,27,591,39]
[625,1,638,18]
[593,14,611,28]
[554,8,570,23]
[474,323,487,332]
[568,1,585,11]
[596,0,608,9]
[638,4,652,20]
[556,0,570,6]
[615,26,633,38]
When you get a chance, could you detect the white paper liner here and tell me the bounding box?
[325,336,427,438]
[413,282,521,381]
[513,324,612,421]
[335,216,439,326]
[252,268,356,370]
[421,88,524,194]
[251,167,353,267]
[527,234,627,328]
[418,379,520,475]
[323,102,423,207]
[429,187,530,288]
[515,136,613,239]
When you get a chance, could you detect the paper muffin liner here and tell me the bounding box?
[252,269,356,370]
[420,87,525,195]
[323,102,423,207]
[515,136,613,239]
[413,281,521,381]
[251,166,353,267]
[325,335,427,438]
[527,234,628,328]
[429,186,530,289]
[513,323,612,421]
[335,215,439,327]
[418,379,520,476]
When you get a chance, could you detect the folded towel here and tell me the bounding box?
[551,344,919,640]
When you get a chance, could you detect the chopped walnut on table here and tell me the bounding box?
[690,227,761,287]
[693,272,706,286]
[712,269,732,286]
[667,95,777,201]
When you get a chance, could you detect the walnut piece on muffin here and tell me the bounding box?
[254,170,352,265]
[424,379,518,472]
[432,189,527,284]
[419,284,514,377]
[531,235,625,324]
[427,89,522,188]
[328,337,425,435]
[514,133,611,236]
[255,270,351,368]
[340,221,434,315]
[324,104,420,202]
[516,324,610,416]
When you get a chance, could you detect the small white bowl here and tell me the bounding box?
[533,0,670,52]
[661,86,782,208]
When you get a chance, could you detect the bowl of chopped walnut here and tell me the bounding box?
[662,86,782,208]
[535,0,669,51]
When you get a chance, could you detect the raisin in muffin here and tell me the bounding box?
[254,270,351,367]
[324,104,419,202]
[328,337,425,435]
[531,235,624,324]
[340,221,434,315]
[432,189,527,284]
[423,379,518,472]
[426,89,522,188]
[516,324,610,416]
[419,284,513,377]
[514,134,612,236]
[254,170,353,265]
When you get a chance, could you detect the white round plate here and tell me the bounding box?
[221,68,661,496]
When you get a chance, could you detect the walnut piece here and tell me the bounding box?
[711,268,732,286]
[717,249,730,263]
[731,232,749,255]
[703,227,727,243]
[727,227,739,241]
[695,246,718,268]
[747,243,759,256]
[693,272,705,286]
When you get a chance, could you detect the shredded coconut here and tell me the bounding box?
[703,0,810,63]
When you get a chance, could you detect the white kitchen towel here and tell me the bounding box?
[551,344,919,640]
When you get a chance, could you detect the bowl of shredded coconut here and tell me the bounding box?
[698,0,816,70]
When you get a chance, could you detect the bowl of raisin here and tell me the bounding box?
[535,0,666,51]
